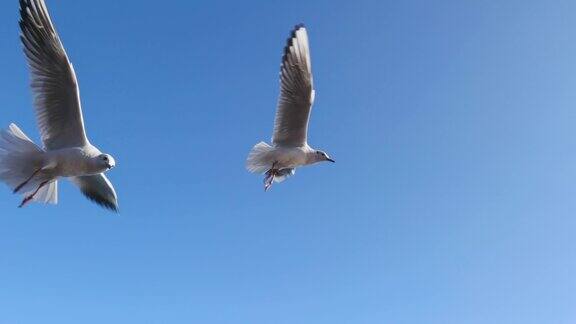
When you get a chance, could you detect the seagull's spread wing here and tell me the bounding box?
[19,0,88,150]
[272,24,315,148]
[71,174,118,211]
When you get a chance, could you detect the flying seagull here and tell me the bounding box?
[0,0,118,211]
[246,24,334,191]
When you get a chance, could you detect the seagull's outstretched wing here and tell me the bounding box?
[71,174,118,212]
[272,24,315,148]
[19,0,89,150]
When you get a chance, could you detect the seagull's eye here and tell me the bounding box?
[102,156,108,162]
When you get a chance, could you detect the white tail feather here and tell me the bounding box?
[246,142,275,174]
[0,124,56,204]
[30,181,58,205]
[8,123,34,142]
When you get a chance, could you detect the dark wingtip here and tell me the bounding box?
[82,192,119,213]
[100,200,119,213]
[281,23,307,65]
[289,23,306,39]
[101,202,119,213]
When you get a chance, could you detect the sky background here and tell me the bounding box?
[0,0,575,323]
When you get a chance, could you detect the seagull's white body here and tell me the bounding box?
[42,146,109,178]
[272,146,313,168]
[0,0,119,210]
[247,142,314,173]
[246,25,334,190]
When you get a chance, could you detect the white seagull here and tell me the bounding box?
[246,24,334,191]
[0,0,118,211]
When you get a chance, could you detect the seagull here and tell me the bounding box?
[0,0,118,211]
[246,24,334,191]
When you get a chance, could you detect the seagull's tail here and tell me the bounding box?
[0,124,57,204]
[246,141,275,173]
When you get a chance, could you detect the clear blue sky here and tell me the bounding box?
[0,0,575,323]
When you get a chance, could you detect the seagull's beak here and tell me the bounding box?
[327,158,335,163]
[106,157,116,170]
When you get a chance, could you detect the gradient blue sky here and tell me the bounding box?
[0,0,575,323]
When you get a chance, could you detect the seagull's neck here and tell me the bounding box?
[304,147,320,165]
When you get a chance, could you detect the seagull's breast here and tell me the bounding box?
[274,147,308,169]
[45,147,94,177]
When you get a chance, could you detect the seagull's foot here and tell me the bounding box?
[264,162,278,191]
[18,195,34,208]
[18,180,48,208]
[264,172,275,191]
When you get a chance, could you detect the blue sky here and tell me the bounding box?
[0,0,575,323]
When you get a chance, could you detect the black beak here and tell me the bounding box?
[327,158,335,163]
[106,164,113,170]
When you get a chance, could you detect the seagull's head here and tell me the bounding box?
[97,154,116,171]
[313,150,335,164]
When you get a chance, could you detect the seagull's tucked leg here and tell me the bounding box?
[13,168,42,194]
[274,168,295,183]
[264,171,276,191]
[264,162,279,191]
[19,180,50,208]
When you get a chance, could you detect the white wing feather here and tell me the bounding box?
[19,0,89,150]
[272,25,315,148]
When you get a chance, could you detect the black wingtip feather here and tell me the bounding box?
[287,23,306,43]
[281,23,307,65]
[81,190,119,213]
[93,199,119,213]
[294,23,305,30]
